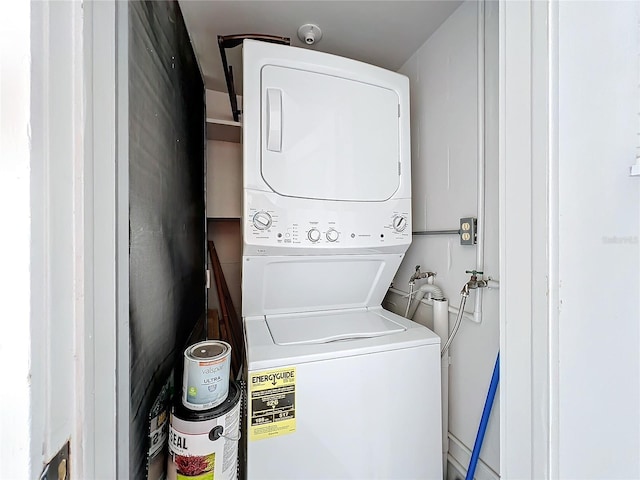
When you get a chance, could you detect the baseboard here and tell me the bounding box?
[447,434,500,480]
[446,457,466,480]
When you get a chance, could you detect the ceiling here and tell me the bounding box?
[178,1,463,94]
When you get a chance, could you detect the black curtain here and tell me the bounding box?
[128,1,205,477]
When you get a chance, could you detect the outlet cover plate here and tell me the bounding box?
[460,217,477,245]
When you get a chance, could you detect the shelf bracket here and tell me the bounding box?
[218,34,290,122]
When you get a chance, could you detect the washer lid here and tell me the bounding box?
[266,309,406,346]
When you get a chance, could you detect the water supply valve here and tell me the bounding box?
[462,270,487,295]
[465,269,484,277]
[409,265,436,284]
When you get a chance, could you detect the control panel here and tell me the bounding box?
[244,192,411,254]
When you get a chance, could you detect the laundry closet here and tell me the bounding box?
[128,1,499,479]
[8,2,640,479]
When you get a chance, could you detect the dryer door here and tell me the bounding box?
[261,65,400,202]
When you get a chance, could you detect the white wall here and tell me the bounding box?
[207,218,243,321]
[206,140,243,321]
[557,2,640,477]
[388,1,500,476]
[206,141,242,219]
[0,1,32,477]
[206,91,244,323]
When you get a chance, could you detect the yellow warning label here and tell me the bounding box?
[249,367,296,441]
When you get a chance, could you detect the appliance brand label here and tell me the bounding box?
[249,367,296,441]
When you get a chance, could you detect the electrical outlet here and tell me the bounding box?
[460,217,477,245]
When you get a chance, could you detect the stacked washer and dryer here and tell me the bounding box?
[241,40,442,479]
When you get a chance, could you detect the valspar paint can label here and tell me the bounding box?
[168,381,241,480]
[182,340,231,411]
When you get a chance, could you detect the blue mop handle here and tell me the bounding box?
[466,352,500,480]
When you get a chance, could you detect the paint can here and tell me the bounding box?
[182,340,231,411]
[168,381,241,480]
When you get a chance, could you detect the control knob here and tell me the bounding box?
[392,215,408,232]
[307,228,321,243]
[326,229,339,242]
[252,211,272,230]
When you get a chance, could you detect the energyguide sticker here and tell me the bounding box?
[249,367,296,441]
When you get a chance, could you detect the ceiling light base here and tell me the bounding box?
[297,24,322,46]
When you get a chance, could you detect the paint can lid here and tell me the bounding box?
[174,381,241,421]
[188,340,230,360]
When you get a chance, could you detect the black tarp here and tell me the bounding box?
[128,1,205,477]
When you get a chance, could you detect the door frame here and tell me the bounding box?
[499,1,558,477]
[80,1,129,477]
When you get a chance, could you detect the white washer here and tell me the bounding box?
[244,308,442,479]
[241,40,442,479]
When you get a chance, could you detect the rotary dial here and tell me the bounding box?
[307,228,321,243]
[326,229,339,242]
[252,211,272,230]
[392,215,408,232]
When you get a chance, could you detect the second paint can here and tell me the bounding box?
[168,381,241,480]
[182,340,231,410]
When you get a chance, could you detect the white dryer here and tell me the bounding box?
[241,40,442,479]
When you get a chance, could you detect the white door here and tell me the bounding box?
[260,65,400,202]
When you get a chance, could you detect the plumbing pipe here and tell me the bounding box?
[406,283,445,320]
[433,298,450,479]
[404,282,414,318]
[388,287,474,322]
[474,0,486,324]
[412,229,460,236]
[440,294,468,357]
[466,353,500,480]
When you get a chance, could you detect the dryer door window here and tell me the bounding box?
[261,65,400,202]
